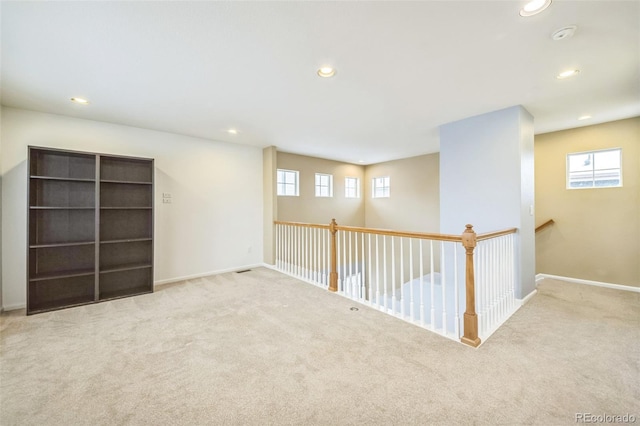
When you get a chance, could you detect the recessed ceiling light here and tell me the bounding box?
[317,66,336,78]
[70,97,89,105]
[358,160,364,163]
[552,26,577,41]
[556,69,580,79]
[227,128,238,135]
[519,0,552,17]
[578,115,592,121]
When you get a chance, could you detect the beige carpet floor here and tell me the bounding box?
[1,268,638,425]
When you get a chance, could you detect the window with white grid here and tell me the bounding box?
[277,169,299,196]
[345,177,360,198]
[315,173,333,197]
[567,148,622,189]
[372,176,390,198]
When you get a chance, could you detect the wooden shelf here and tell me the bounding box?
[30,175,95,182]
[100,238,152,244]
[100,179,152,185]
[30,206,95,210]
[100,207,152,210]
[30,241,95,249]
[30,268,95,282]
[100,263,152,274]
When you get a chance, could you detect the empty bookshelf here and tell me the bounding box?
[27,146,154,314]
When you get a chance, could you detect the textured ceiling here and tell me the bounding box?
[2,1,639,164]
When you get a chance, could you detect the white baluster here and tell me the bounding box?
[440,241,447,335]
[285,226,289,274]
[400,237,404,318]
[311,227,316,283]
[409,238,414,322]
[383,236,388,311]
[368,233,373,305]
[324,228,328,286]
[419,240,425,327]
[342,230,347,293]
[500,236,506,317]
[391,236,396,314]
[348,231,353,298]
[430,240,435,331]
[491,238,497,330]
[361,232,366,301]
[376,235,381,309]
[453,243,460,338]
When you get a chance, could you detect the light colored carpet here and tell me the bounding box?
[1,268,638,425]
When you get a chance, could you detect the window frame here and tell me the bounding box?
[315,173,334,198]
[566,148,622,190]
[372,176,390,198]
[345,176,360,199]
[276,169,300,196]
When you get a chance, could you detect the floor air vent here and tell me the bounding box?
[236,269,252,274]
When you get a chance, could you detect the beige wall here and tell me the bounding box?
[535,117,640,287]
[276,152,365,226]
[263,146,277,264]
[364,153,440,233]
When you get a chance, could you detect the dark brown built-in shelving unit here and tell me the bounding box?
[27,147,154,314]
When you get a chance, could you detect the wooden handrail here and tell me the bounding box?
[274,220,517,244]
[335,224,462,242]
[477,228,518,241]
[273,220,330,230]
[535,219,555,233]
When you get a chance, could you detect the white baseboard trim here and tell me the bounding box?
[154,263,266,286]
[517,289,538,305]
[2,303,27,312]
[536,273,640,293]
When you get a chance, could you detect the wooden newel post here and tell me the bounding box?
[461,224,481,348]
[329,218,339,292]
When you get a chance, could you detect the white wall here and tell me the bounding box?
[439,105,535,299]
[0,105,3,309]
[1,107,264,309]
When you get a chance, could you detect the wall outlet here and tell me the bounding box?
[163,198,172,204]
[162,193,172,198]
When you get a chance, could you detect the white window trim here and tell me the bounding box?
[277,169,299,196]
[345,176,360,198]
[566,148,622,190]
[315,173,333,197]
[372,176,390,198]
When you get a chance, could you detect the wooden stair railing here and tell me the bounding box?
[535,219,555,233]
[275,219,518,348]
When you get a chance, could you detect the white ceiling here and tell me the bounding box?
[1,1,639,164]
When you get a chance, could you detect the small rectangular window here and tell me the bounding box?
[345,177,360,198]
[567,148,622,189]
[315,173,333,197]
[277,169,299,196]
[372,176,390,198]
